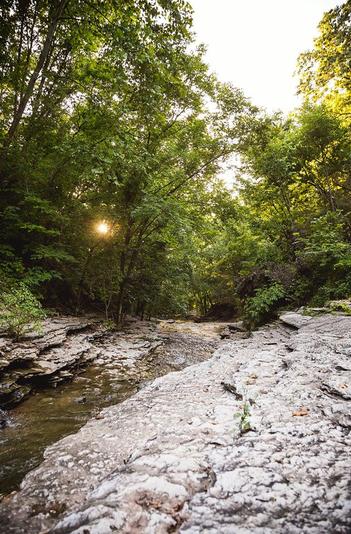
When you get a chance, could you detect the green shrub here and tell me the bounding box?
[0,285,46,339]
[309,275,351,307]
[103,319,118,331]
[244,282,285,328]
[328,300,351,315]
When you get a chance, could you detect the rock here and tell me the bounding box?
[305,307,329,315]
[0,317,102,409]
[321,375,351,400]
[220,321,247,338]
[279,312,312,329]
[227,321,246,332]
[1,313,350,532]
[219,328,231,339]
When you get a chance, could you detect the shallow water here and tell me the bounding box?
[0,365,140,495]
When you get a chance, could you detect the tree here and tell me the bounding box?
[0,0,256,321]
[297,0,351,121]
[1,0,349,326]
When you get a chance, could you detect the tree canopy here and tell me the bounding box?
[1,0,350,327]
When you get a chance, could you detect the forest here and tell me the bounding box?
[1,3,351,532]
[0,0,350,330]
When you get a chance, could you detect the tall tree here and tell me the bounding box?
[297,0,351,121]
[0,0,256,321]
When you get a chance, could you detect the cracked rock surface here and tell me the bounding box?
[0,317,103,408]
[0,314,350,533]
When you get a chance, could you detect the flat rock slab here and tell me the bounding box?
[279,312,312,329]
[0,315,350,533]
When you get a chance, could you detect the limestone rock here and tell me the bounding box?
[0,314,350,532]
[279,311,312,329]
[0,317,102,408]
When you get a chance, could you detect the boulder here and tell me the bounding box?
[279,312,312,329]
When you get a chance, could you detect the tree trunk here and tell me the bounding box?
[115,278,127,324]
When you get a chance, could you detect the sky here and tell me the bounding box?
[190,0,343,114]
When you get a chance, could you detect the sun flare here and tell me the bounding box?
[96,221,110,235]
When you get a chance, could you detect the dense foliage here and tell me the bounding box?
[0,284,45,339]
[0,0,350,326]
[190,0,351,325]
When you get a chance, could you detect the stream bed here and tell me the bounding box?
[0,321,220,496]
[1,314,351,533]
[0,366,137,495]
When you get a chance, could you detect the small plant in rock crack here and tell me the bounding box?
[235,400,252,434]
[103,319,118,331]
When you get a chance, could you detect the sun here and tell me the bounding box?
[96,221,110,235]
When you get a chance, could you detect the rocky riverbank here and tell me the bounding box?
[0,317,222,495]
[0,317,224,413]
[0,312,350,532]
[0,317,104,409]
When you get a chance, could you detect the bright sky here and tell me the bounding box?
[190,0,343,113]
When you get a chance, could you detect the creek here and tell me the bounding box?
[0,320,220,496]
